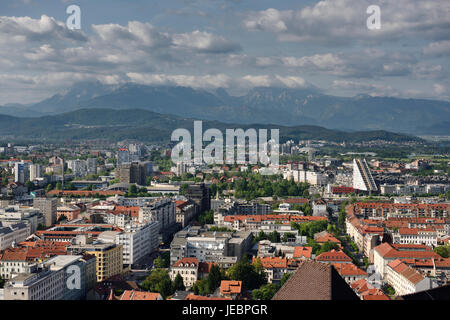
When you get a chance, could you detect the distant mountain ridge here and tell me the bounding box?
[2,81,449,135]
[0,108,421,143]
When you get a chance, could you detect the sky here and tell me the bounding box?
[0,0,449,104]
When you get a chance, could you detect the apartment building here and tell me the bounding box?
[99,221,159,265]
[169,257,199,288]
[139,198,176,232]
[3,255,89,300]
[0,206,44,234]
[67,242,123,282]
[385,259,436,296]
[33,198,57,227]
[170,227,252,265]
[0,222,31,251]
[373,242,440,279]
[392,228,438,247]
[0,248,38,280]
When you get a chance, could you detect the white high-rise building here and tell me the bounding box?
[67,159,87,177]
[353,158,378,192]
[14,161,30,184]
[29,164,42,181]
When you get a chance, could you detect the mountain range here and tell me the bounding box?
[1,81,449,135]
[0,108,421,143]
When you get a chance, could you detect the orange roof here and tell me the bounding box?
[253,257,287,269]
[293,246,313,259]
[316,233,341,244]
[350,279,389,300]
[119,290,162,300]
[172,257,198,268]
[316,250,352,263]
[220,280,242,295]
[375,243,440,260]
[387,259,424,285]
[332,263,367,276]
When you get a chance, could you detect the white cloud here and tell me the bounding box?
[172,30,241,53]
[424,41,450,57]
[244,1,450,44]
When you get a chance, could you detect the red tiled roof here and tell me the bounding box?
[332,263,367,276]
[316,233,341,244]
[220,280,242,295]
[316,250,352,263]
[172,257,198,267]
[387,259,424,285]
[293,246,313,259]
[119,290,162,300]
[253,257,287,269]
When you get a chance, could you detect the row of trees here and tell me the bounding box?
[252,230,296,244]
[208,173,310,200]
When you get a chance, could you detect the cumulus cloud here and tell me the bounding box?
[243,0,450,44]
[172,30,241,53]
[424,41,450,57]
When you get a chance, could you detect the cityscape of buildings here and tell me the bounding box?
[0,139,448,302]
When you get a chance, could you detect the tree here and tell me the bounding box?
[25,180,34,191]
[153,256,166,268]
[280,272,291,287]
[207,265,223,292]
[55,182,62,190]
[128,184,138,194]
[434,246,449,258]
[173,273,186,291]
[227,255,266,290]
[45,184,53,193]
[192,279,210,295]
[140,269,174,299]
[252,283,279,300]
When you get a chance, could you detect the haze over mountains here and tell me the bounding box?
[1,81,449,135]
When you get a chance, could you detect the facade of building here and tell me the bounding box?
[185,183,210,214]
[353,158,377,192]
[0,222,31,251]
[385,259,436,296]
[33,198,57,228]
[67,242,123,282]
[170,257,199,288]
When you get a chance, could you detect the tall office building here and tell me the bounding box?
[185,183,211,213]
[353,158,378,192]
[116,162,146,185]
[128,144,143,162]
[117,148,130,166]
[86,158,97,175]
[29,164,42,181]
[33,198,57,227]
[14,161,30,184]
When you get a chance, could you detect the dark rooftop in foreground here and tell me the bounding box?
[272,261,359,300]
